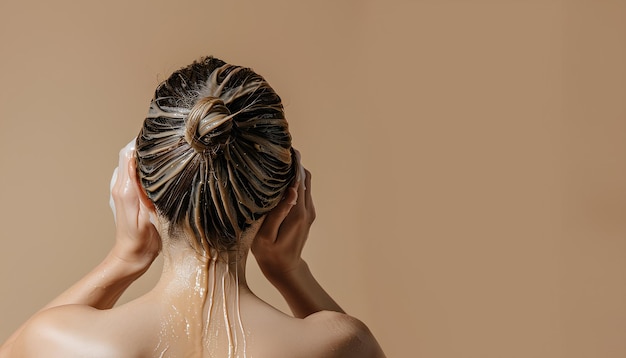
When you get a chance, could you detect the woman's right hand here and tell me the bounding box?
[251,158,315,283]
[109,139,161,274]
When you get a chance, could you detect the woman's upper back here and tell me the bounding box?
[12,295,381,358]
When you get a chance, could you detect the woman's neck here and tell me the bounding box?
[146,241,252,357]
[156,242,251,294]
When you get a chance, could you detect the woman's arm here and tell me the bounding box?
[252,160,344,318]
[253,157,386,357]
[0,141,160,357]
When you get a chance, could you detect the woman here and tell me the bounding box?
[0,56,385,357]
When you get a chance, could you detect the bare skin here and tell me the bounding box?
[0,147,385,358]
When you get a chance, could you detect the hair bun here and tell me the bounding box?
[185,96,233,153]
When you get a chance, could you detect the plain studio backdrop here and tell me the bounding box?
[1,1,625,357]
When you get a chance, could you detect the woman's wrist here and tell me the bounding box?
[104,245,154,281]
[37,246,154,312]
[265,259,310,289]
[110,234,159,273]
[265,259,345,317]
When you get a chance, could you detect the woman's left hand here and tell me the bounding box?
[252,150,315,283]
[109,139,161,273]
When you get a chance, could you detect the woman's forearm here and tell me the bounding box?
[43,251,149,310]
[0,250,148,355]
[1,142,160,356]
[269,260,344,318]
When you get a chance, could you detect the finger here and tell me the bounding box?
[124,155,141,225]
[130,159,158,227]
[293,149,306,190]
[284,149,304,205]
[303,168,314,212]
[117,139,134,177]
[114,139,134,195]
[292,165,306,212]
[111,139,140,228]
[129,157,154,211]
[255,185,298,243]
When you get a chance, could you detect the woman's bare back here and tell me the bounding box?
[13,292,379,358]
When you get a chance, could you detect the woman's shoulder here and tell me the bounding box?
[9,305,385,358]
[11,304,153,358]
[306,311,385,358]
[271,310,386,358]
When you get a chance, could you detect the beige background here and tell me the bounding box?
[1,0,625,357]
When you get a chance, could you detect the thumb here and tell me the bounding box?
[255,185,298,244]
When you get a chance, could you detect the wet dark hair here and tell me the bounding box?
[136,56,296,252]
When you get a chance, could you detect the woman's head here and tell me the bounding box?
[135,56,296,253]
